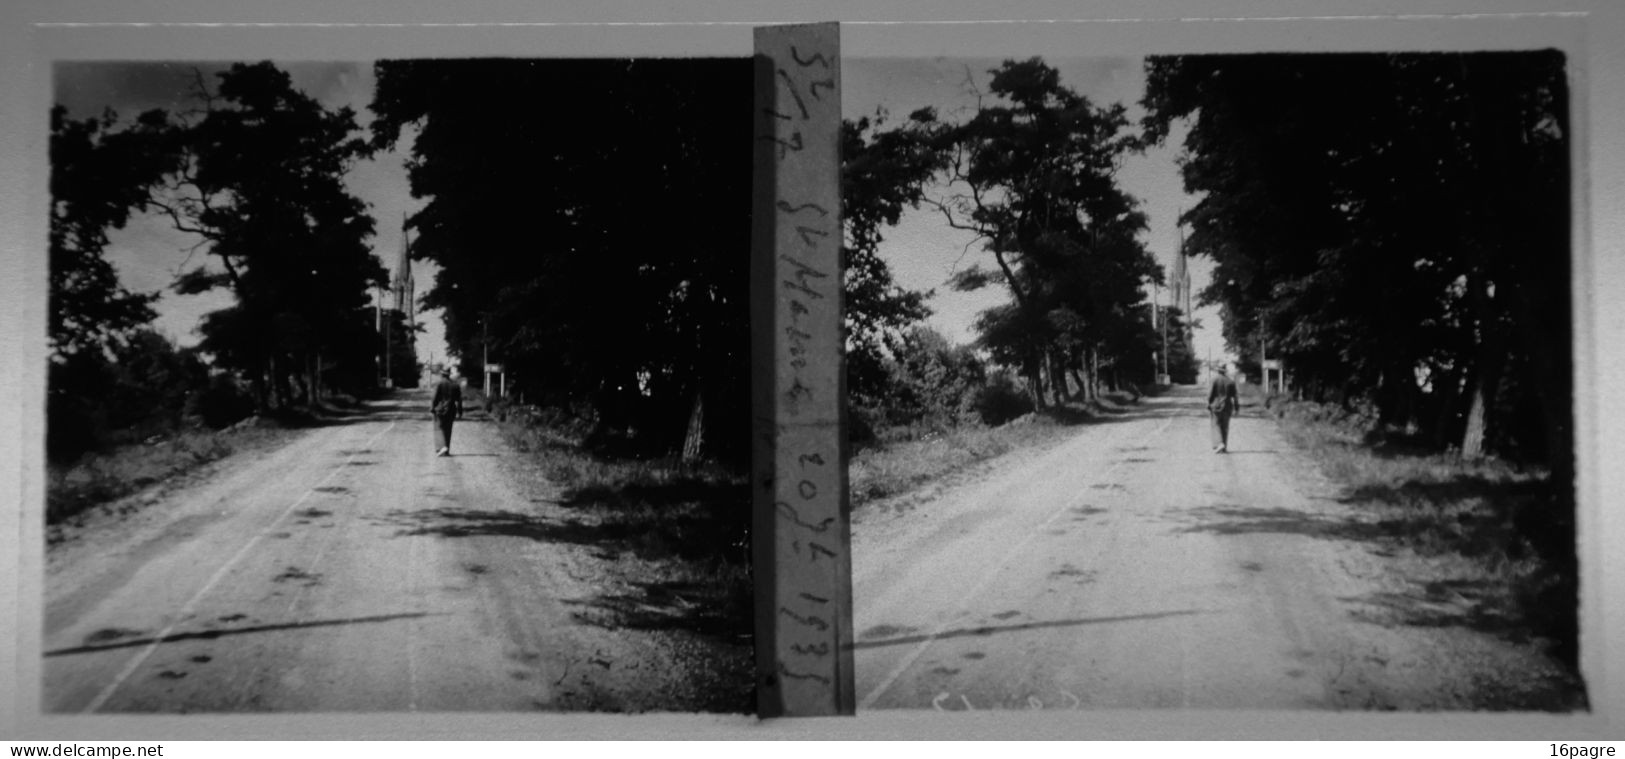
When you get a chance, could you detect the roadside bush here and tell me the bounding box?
[848,327,993,443]
[46,391,100,465]
[47,330,212,462]
[186,374,255,429]
[846,404,880,448]
[975,373,1033,426]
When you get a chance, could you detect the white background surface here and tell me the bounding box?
[1,0,1620,741]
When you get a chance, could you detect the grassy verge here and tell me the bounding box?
[47,394,376,532]
[47,419,298,531]
[1267,395,1581,675]
[851,390,1145,510]
[488,399,753,712]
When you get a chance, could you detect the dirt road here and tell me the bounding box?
[851,385,1577,711]
[44,390,716,713]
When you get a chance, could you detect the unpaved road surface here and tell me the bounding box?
[852,386,1579,711]
[45,390,721,713]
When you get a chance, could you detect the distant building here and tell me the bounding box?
[393,217,414,332]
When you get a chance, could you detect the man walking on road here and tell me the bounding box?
[431,367,463,457]
[1208,363,1240,453]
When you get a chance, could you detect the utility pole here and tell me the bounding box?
[1160,300,1169,380]
[1153,281,1167,383]
[374,287,383,387]
[1259,326,1267,394]
[400,213,415,333]
[1178,216,1192,350]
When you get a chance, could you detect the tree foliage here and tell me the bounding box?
[1142,51,1570,469]
[144,62,386,409]
[1142,53,1575,660]
[841,113,940,406]
[849,326,981,438]
[47,329,217,462]
[369,59,752,463]
[861,59,1161,408]
[48,106,175,358]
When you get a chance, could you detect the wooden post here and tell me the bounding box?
[1259,329,1268,394]
[751,22,853,717]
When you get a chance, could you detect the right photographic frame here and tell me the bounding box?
[836,15,1597,721]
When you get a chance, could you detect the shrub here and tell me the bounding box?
[975,373,1033,426]
[187,374,255,429]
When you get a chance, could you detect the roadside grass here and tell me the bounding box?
[490,398,753,669]
[47,419,294,531]
[851,389,1146,510]
[1267,394,1580,672]
[489,399,754,711]
[47,394,374,532]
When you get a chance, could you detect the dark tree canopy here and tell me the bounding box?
[1141,50,1575,667]
[369,58,753,462]
[1142,51,1570,469]
[875,59,1160,406]
[841,112,941,407]
[48,105,176,358]
[145,62,386,408]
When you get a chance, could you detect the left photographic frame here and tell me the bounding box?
[15,22,795,727]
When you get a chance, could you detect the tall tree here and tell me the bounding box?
[1141,51,1569,468]
[841,111,941,408]
[48,105,176,358]
[369,59,753,462]
[885,59,1158,407]
[48,104,190,463]
[150,62,384,409]
[1142,50,1574,666]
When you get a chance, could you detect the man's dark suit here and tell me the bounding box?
[1207,371,1239,452]
[431,375,463,454]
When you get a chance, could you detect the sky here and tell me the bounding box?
[54,55,1233,383]
[843,56,1230,370]
[53,60,451,367]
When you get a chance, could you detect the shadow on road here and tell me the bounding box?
[847,609,1207,651]
[1175,504,1391,542]
[1340,475,1547,510]
[1176,496,1576,667]
[271,391,505,428]
[45,612,438,657]
[374,507,580,543]
[563,580,746,640]
[1343,585,1521,634]
[371,484,750,644]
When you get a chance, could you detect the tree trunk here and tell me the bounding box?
[1460,362,1499,458]
[681,391,705,463]
[1460,266,1505,458]
[267,353,283,410]
[252,358,269,413]
[1074,349,1091,403]
[1089,347,1101,401]
[1048,351,1070,406]
[1024,353,1047,410]
[1430,367,1464,449]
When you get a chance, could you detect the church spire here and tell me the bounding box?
[393,213,414,330]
